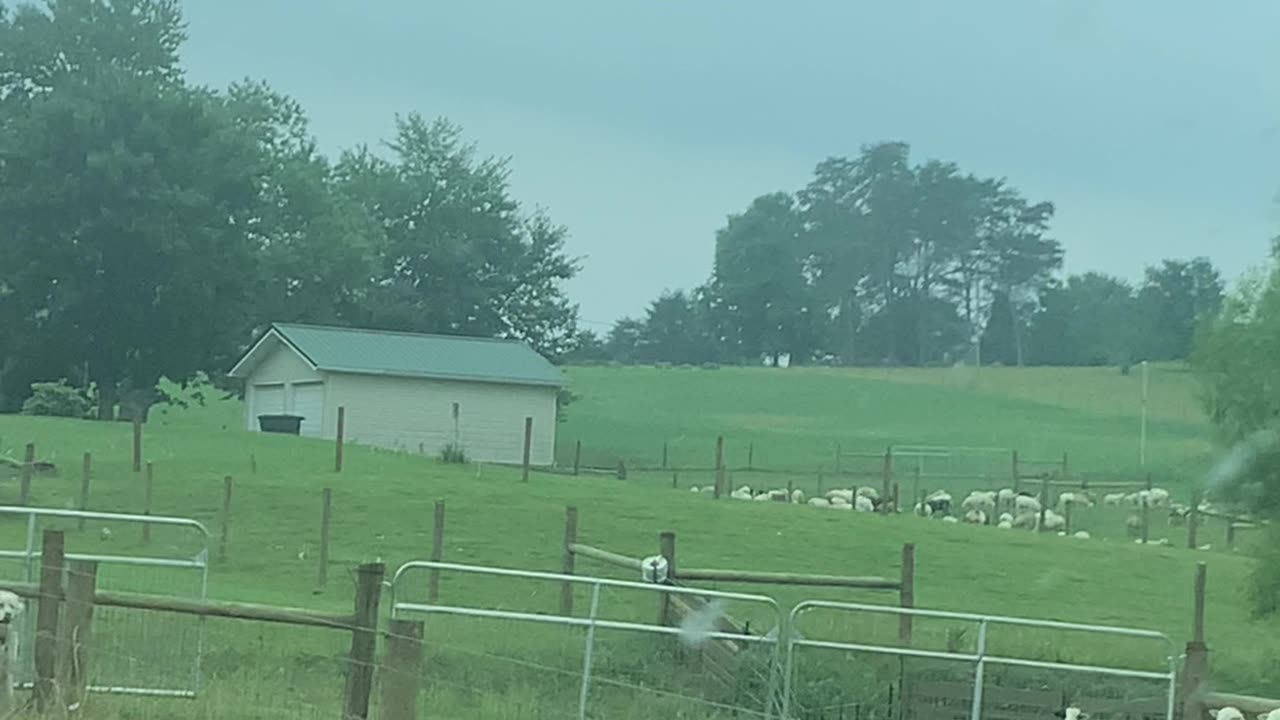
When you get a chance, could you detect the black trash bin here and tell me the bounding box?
[258,414,304,435]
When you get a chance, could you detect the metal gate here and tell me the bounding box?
[0,506,210,698]
[391,560,785,719]
[783,601,1177,720]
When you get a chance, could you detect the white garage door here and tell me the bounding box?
[252,384,285,429]
[291,383,325,438]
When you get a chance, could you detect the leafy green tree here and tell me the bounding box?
[335,115,580,358]
[1026,274,1137,366]
[605,319,647,364]
[561,330,610,365]
[1135,258,1223,361]
[713,192,819,364]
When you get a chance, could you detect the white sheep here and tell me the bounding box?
[1012,512,1039,530]
[1072,530,1091,540]
[1255,709,1280,720]
[752,492,772,502]
[1102,493,1126,507]
[808,497,831,508]
[941,516,959,524]
[997,488,1016,508]
[831,495,852,508]
[998,512,1014,524]
[1042,509,1066,532]
[963,509,988,525]
[1055,706,1089,720]
[1014,495,1041,515]
[826,489,855,504]
[856,486,880,501]
[962,491,997,519]
[1210,707,1246,720]
[689,486,701,493]
[996,519,1014,529]
[790,489,806,504]
[1147,488,1170,508]
[1058,492,1094,509]
[854,495,875,513]
[730,487,753,501]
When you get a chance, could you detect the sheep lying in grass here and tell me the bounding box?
[854,495,875,513]
[1071,530,1091,540]
[1041,509,1066,532]
[808,497,831,508]
[730,486,753,501]
[1210,707,1245,720]
[1256,708,1280,720]
[790,489,805,504]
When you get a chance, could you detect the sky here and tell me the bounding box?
[180,0,1280,330]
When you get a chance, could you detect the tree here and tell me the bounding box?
[605,319,647,364]
[335,115,581,358]
[1025,274,1137,366]
[0,62,267,418]
[225,81,379,333]
[1135,258,1224,361]
[1191,242,1280,616]
[561,330,610,365]
[713,192,818,364]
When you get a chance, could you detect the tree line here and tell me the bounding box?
[0,1,1231,418]
[0,0,580,415]
[572,142,1225,370]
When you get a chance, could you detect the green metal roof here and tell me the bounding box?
[250,323,564,387]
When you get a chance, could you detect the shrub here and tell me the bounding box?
[21,380,91,418]
[439,442,468,464]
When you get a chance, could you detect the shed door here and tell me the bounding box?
[252,384,285,428]
[291,382,325,438]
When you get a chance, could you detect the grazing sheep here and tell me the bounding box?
[996,519,1014,529]
[1102,493,1126,507]
[1014,495,1042,515]
[689,486,701,493]
[808,498,831,508]
[790,489,806,504]
[854,495,875,513]
[923,490,953,517]
[1058,492,1094,510]
[962,491,997,520]
[997,488,1016,509]
[1127,490,1151,508]
[963,509,988,525]
[1012,512,1039,530]
[1147,488,1170,508]
[941,516,959,524]
[856,486,880,501]
[1072,531,1091,540]
[1210,708,1245,720]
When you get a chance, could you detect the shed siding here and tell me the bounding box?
[322,373,557,465]
[242,339,323,431]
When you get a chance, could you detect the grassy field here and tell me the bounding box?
[0,364,1274,718]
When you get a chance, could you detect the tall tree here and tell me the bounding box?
[1025,273,1137,366]
[335,115,581,358]
[1136,257,1224,361]
[713,192,818,364]
[0,1,271,417]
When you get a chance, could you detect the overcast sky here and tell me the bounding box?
[181,0,1280,329]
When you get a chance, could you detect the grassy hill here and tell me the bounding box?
[0,364,1274,718]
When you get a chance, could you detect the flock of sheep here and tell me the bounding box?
[689,481,1198,542]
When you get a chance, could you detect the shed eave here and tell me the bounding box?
[319,365,564,388]
[227,327,320,379]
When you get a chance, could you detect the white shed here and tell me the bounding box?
[227,323,564,465]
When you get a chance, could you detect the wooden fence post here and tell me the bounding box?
[34,529,65,713]
[1181,563,1210,720]
[142,461,154,544]
[381,619,425,720]
[19,443,34,507]
[77,452,92,531]
[250,453,257,474]
[560,506,578,616]
[1011,450,1020,493]
[573,440,581,476]
[817,468,824,496]
[1141,496,1152,545]
[61,559,98,711]
[521,417,533,483]
[1062,451,1070,479]
[1188,490,1202,549]
[881,449,893,514]
[335,406,346,473]
[748,442,755,471]
[428,500,445,603]
[220,476,233,563]
[671,473,678,489]
[1226,522,1237,549]
[318,488,333,589]
[343,562,385,720]
[662,442,669,469]
[616,460,627,480]
[658,531,677,626]
[898,543,915,645]
[892,482,901,514]
[132,418,142,473]
[1063,501,1073,535]
[835,443,842,474]
[1038,476,1050,532]
[713,436,725,499]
